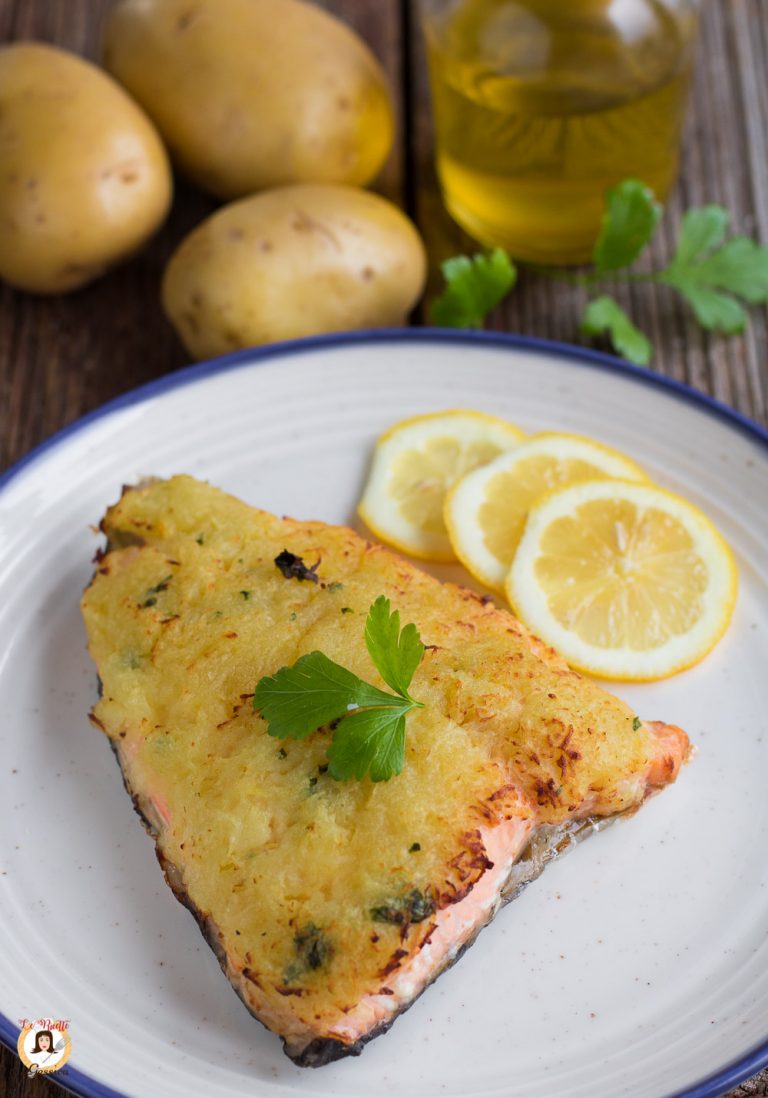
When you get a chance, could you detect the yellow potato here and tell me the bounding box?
[162,184,427,359]
[0,43,172,294]
[102,0,394,199]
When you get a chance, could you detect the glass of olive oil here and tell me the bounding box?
[420,0,698,264]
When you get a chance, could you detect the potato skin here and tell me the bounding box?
[162,184,427,359]
[102,0,394,199]
[0,43,172,294]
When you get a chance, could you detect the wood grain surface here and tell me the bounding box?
[0,1,766,1096]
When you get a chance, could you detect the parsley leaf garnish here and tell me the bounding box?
[592,180,661,275]
[429,179,768,365]
[430,249,517,329]
[667,205,730,266]
[581,296,652,366]
[364,595,424,701]
[327,706,408,783]
[657,206,768,333]
[253,597,424,783]
[254,651,395,741]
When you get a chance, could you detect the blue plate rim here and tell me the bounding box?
[1,327,766,495]
[1,327,766,1098]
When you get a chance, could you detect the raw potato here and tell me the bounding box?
[162,184,427,359]
[0,43,172,294]
[102,0,394,199]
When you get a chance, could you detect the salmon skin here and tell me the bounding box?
[81,476,689,1066]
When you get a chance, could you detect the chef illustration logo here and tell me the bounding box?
[16,1018,71,1078]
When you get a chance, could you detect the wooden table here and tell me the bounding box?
[0,2,766,1096]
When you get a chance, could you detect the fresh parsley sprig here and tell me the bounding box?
[581,296,652,366]
[253,596,425,783]
[429,178,768,365]
[430,249,517,329]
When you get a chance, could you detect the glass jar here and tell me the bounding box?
[420,0,699,264]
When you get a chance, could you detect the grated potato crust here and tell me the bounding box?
[82,476,655,1034]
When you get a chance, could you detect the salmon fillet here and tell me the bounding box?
[81,476,689,1066]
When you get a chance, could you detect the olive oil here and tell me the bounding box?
[423,0,697,264]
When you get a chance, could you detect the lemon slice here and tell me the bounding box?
[358,410,524,560]
[506,479,737,680]
[445,433,649,591]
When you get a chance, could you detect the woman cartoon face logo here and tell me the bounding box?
[17,1022,71,1078]
[32,1031,54,1055]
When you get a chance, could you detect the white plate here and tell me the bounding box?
[1,331,767,1098]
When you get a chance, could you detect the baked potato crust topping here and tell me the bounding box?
[81,476,688,1061]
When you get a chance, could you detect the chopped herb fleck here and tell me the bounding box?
[327,581,344,592]
[297,924,330,968]
[139,574,172,608]
[283,923,333,983]
[289,612,297,621]
[632,716,642,731]
[318,764,328,775]
[275,549,319,583]
[371,887,434,926]
[240,590,252,600]
[308,776,318,795]
[409,842,421,853]
[195,534,205,545]
[341,607,354,615]
[278,747,287,759]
